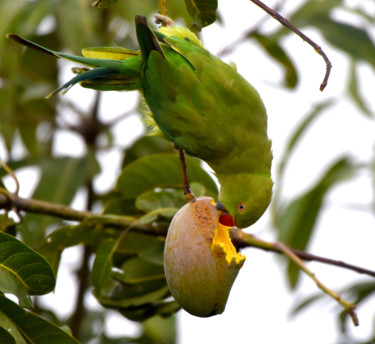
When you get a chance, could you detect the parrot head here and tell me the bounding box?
[217,174,273,229]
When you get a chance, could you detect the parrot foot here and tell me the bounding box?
[154,14,175,27]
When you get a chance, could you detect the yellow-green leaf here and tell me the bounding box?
[185,0,217,30]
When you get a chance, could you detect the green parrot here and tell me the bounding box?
[7,15,272,229]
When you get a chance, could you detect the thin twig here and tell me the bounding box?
[230,229,359,325]
[230,230,375,278]
[250,0,332,91]
[275,241,358,326]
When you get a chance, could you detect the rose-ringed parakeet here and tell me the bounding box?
[7,15,272,228]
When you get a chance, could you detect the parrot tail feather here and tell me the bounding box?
[46,67,118,98]
[6,34,58,58]
[135,15,165,62]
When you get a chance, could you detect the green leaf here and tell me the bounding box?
[291,292,324,317]
[285,2,375,68]
[135,189,185,213]
[288,0,342,26]
[0,233,55,307]
[20,155,100,247]
[93,230,170,321]
[114,232,165,265]
[185,0,217,30]
[116,257,165,284]
[92,239,117,297]
[275,101,334,180]
[272,101,334,211]
[275,158,356,287]
[134,189,183,223]
[104,197,142,216]
[122,136,175,168]
[348,61,373,117]
[253,33,298,89]
[38,224,118,274]
[0,294,80,344]
[318,19,375,68]
[137,315,177,344]
[0,327,15,344]
[119,301,180,322]
[116,153,217,200]
[103,283,170,308]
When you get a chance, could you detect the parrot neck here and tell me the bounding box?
[207,144,272,178]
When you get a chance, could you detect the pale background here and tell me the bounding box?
[2,0,375,343]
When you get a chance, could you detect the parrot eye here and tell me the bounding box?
[237,203,246,212]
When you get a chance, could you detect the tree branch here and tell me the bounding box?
[1,189,375,282]
[0,189,138,229]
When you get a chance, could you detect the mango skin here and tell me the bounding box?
[164,197,245,317]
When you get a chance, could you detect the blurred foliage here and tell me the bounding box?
[0,0,374,343]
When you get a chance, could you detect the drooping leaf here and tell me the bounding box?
[338,281,375,334]
[283,2,375,69]
[348,61,373,117]
[116,257,165,284]
[116,153,217,200]
[137,315,177,344]
[275,158,356,287]
[272,101,334,212]
[185,0,217,30]
[0,232,55,308]
[319,19,375,68]
[0,294,80,344]
[92,239,117,297]
[253,33,298,89]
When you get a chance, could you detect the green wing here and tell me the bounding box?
[134,18,270,175]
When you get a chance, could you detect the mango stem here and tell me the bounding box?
[175,146,196,203]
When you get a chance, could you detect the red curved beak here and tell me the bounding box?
[219,213,235,227]
[216,201,235,227]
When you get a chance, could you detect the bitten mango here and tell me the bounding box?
[164,197,245,317]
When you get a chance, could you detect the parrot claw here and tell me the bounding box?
[154,14,175,27]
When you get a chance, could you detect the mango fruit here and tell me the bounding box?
[164,196,245,317]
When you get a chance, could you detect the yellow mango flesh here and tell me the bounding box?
[164,196,245,317]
